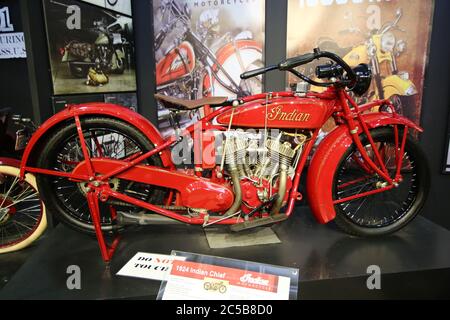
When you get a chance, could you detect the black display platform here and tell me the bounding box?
[1,207,450,299]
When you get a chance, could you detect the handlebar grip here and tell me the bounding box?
[240,65,278,80]
[278,53,316,70]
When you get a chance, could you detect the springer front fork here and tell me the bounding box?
[333,91,408,205]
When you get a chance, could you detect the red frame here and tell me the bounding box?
[19,87,422,262]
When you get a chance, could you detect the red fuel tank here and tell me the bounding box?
[216,96,336,129]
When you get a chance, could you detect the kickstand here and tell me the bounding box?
[86,191,121,263]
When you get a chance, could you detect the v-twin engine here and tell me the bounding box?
[223,130,308,216]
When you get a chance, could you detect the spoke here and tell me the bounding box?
[338,179,377,195]
[13,220,33,231]
[1,191,39,211]
[0,176,19,208]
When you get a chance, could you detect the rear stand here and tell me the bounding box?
[86,191,121,262]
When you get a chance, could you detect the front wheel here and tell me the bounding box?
[333,127,429,237]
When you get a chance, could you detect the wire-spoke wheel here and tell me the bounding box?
[0,165,46,254]
[333,127,429,236]
[36,117,166,235]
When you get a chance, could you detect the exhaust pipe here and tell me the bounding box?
[224,168,242,216]
[270,163,288,215]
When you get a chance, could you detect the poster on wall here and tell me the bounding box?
[152,0,265,137]
[286,0,434,132]
[43,0,136,95]
[0,5,26,59]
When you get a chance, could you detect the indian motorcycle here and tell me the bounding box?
[17,49,429,261]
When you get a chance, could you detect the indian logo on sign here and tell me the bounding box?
[0,7,14,32]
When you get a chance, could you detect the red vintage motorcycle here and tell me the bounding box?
[18,49,428,262]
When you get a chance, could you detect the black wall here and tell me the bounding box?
[4,0,450,229]
[418,0,450,229]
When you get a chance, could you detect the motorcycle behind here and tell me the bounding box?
[0,110,46,254]
[60,17,130,79]
[18,48,429,262]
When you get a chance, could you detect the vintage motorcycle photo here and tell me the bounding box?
[153,0,264,136]
[43,0,136,95]
[60,16,131,79]
[203,279,228,294]
[15,48,429,262]
[307,9,417,118]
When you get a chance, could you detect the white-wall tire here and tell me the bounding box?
[0,165,47,254]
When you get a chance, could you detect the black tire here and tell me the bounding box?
[333,127,429,237]
[37,117,165,235]
[69,63,89,78]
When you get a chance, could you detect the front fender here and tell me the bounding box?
[20,103,173,172]
[306,113,422,224]
[382,75,417,98]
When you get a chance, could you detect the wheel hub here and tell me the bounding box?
[78,178,120,195]
[0,196,16,224]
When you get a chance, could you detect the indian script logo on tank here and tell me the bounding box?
[267,106,311,122]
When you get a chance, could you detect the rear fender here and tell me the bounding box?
[306,113,422,224]
[20,103,174,175]
[0,157,21,167]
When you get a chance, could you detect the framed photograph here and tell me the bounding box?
[152,0,265,137]
[43,0,136,95]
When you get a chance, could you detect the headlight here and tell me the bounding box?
[381,32,396,52]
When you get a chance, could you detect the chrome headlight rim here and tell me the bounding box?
[381,32,396,53]
[395,39,407,55]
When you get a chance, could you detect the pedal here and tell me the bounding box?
[230,214,288,232]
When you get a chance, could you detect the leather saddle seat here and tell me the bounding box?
[155,94,228,110]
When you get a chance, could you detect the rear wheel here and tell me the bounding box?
[333,127,429,236]
[37,117,166,235]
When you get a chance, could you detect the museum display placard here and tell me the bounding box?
[0,5,26,59]
[157,251,299,300]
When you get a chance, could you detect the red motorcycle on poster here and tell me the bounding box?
[153,0,264,136]
[17,49,428,262]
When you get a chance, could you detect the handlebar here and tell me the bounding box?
[240,65,278,80]
[240,48,356,88]
[278,52,317,70]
